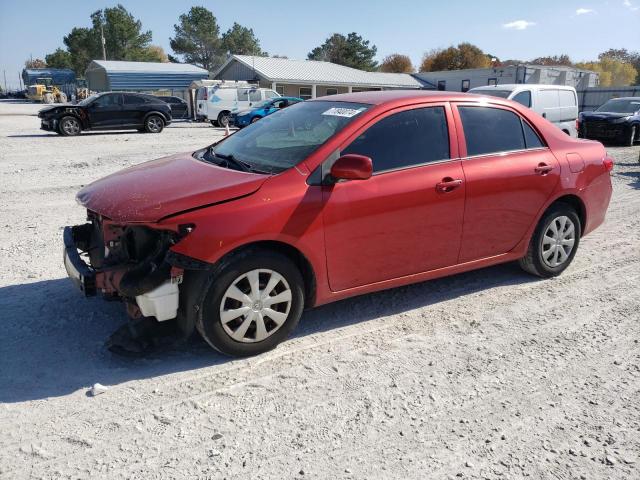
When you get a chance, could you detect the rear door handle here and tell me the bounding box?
[436,178,463,193]
[534,163,554,175]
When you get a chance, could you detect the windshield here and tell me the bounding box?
[470,89,512,99]
[596,99,640,114]
[77,93,100,106]
[208,101,370,173]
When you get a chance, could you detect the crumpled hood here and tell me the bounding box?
[38,105,71,116]
[77,152,269,223]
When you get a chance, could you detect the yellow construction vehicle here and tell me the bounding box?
[26,77,68,103]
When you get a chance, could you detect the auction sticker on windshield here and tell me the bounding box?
[322,107,366,118]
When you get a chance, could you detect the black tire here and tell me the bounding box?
[519,203,581,278]
[59,116,81,136]
[250,116,261,124]
[195,249,305,357]
[210,120,219,127]
[217,111,230,128]
[625,125,637,147]
[144,114,164,133]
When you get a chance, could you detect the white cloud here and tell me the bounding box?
[575,8,595,15]
[502,20,537,30]
[624,0,639,11]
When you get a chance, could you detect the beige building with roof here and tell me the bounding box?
[213,55,428,99]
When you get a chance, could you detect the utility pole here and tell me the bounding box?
[19,72,23,91]
[3,70,7,92]
[101,24,107,60]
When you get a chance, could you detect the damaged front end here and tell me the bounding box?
[63,211,194,323]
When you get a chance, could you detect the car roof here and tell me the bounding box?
[604,97,640,101]
[309,90,489,106]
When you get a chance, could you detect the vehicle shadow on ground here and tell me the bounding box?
[7,131,143,138]
[617,170,640,189]
[0,262,537,403]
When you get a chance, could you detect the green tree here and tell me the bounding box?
[308,33,378,71]
[170,6,223,71]
[91,5,153,61]
[221,23,264,56]
[45,48,73,69]
[48,4,159,75]
[576,58,638,86]
[62,27,99,74]
[420,43,491,72]
[379,54,414,73]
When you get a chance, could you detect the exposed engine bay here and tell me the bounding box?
[64,211,200,354]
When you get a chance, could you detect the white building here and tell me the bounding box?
[214,55,427,99]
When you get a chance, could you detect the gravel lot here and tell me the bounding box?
[0,100,639,480]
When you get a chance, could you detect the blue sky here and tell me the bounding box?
[1,0,639,89]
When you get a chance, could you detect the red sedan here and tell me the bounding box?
[64,91,613,356]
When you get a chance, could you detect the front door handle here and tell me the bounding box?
[436,178,463,193]
[534,163,554,175]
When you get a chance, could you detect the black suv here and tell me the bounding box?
[154,95,189,119]
[39,92,172,136]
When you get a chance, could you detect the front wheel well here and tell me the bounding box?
[548,195,586,235]
[214,241,316,308]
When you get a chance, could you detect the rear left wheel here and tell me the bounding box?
[519,203,581,278]
[196,250,304,357]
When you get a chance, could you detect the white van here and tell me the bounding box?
[202,86,280,127]
[468,84,579,137]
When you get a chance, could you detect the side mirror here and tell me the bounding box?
[330,154,373,181]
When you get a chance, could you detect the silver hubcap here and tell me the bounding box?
[63,119,80,135]
[147,117,161,132]
[219,269,292,343]
[542,215,576,267]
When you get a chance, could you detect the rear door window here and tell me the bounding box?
[342,107,450,173]
[522,121,545,149]
[93,93,121,107]
[123,94,143,105]
[458,106,526,156]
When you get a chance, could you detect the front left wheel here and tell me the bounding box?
[59,116,81,136]
[196,250,305,357]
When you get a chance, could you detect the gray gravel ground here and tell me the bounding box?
[0,100,639,480]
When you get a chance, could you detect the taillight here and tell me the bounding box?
[603,156,614,172]
[203,90,208,100]
[576,119,580,130]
